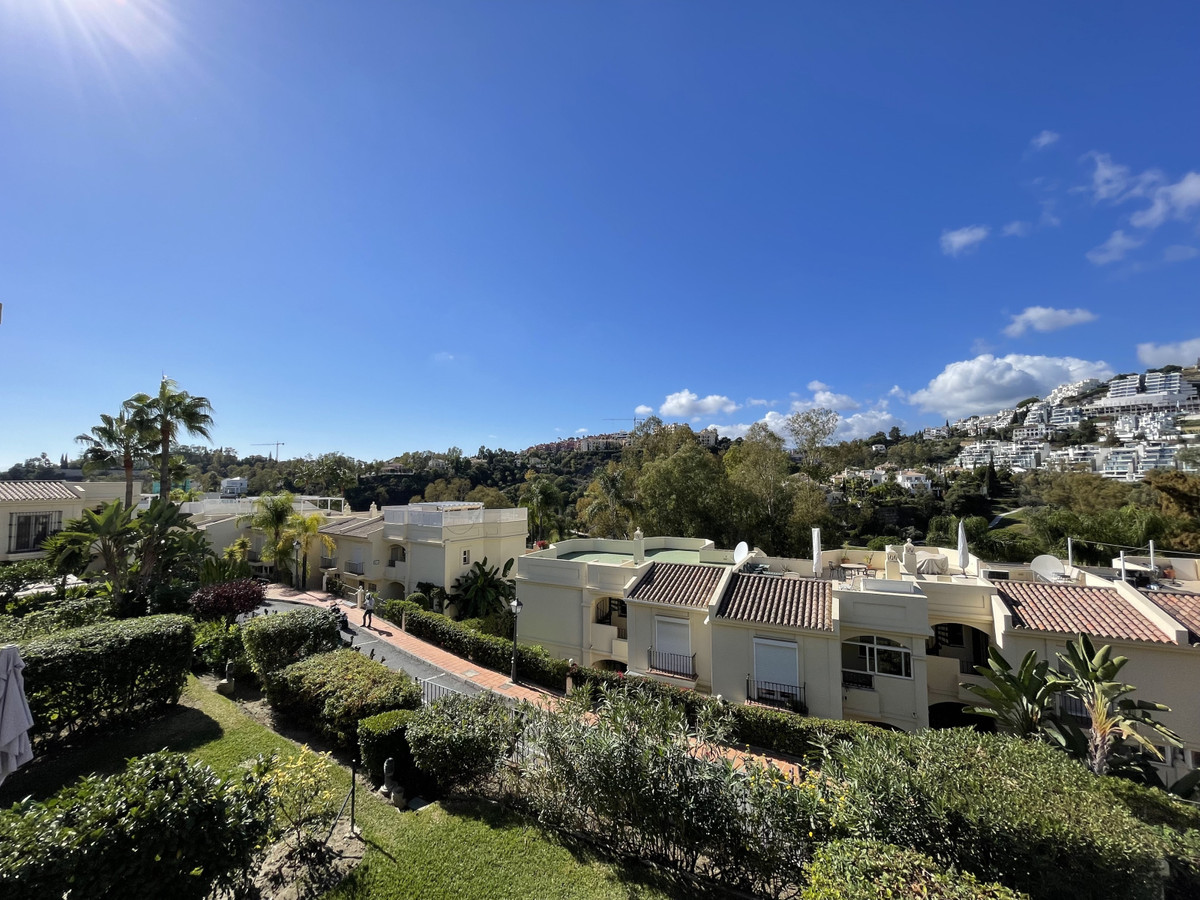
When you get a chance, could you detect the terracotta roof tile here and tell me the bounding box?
[717,574,833,631]
[997,582,1170,644]
[0,481,82,502]
[628,562,725,609]
[1139,588,1200,644]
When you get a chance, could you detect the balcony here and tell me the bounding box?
[747,677,807,714]
[647,648,697,679]
[319,557,337,569]
[345,561,365,575]
[841,669,875,690]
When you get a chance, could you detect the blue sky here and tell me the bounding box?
[1,1,1198,467]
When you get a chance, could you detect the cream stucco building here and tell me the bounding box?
[0,481,129,563]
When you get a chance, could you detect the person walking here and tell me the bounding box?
[362,591,375,628]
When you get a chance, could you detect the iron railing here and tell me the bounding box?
[421,676,468,707]
[320,556,337,569]
[841,669,874,690]
[959,658,984,675]
[345,561,365,575]
[647,648,697,679]
[747,677,807,713]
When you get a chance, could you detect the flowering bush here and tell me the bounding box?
[189,578,264,623]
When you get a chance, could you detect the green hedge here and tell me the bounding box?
[241,606,341,678]
[0,751,272,900]
[359,708,419,778]
[21,614,193,747]
[801,840,1026,899]
[0,596,113,643]
[266,649,421,747]
[378,599,570,691]
[829,729,1171,900]
[191,619,250,678]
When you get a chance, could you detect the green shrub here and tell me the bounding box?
[729,703,887,760]
[266,649,421,747]
[359,708,419,778]
[405,591,431,610]
[802,839,1025,899]
[0,751,272,900]
[0,596,112,643]
[406,693,517,793]
[377,601,569,691]
[21,614,194,747]
[827,729,1170,900]
[458,617,485,632]
[189,577,264,622]
[191,619,249,677]
[241,606,340,678]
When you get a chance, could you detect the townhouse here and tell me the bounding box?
[1,481,128,563]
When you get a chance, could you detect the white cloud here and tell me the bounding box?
[575,428,588,434]
[1136,337,1200,368]
[835,406,907,441]
[1164,245,1200,263]
[1002,221,1030,237]
[432,351,455,363]
[634,405,654,416]
[1086,229,1144,265]
[807,380,828,392]
[1029,130,1060,151]
[712,410,789,442]
[1003,306,1097,338]
[1083,152,1161,204]
[907,354,1115,419]
[745,397,771,407]
[1039,201,1061,227]
[1129,172,1200,229]
[940,225,990,257]
[659,389,739,418]
[790,383,860,411]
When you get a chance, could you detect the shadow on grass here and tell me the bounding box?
[0,705,225,805]
[437,798,702,900]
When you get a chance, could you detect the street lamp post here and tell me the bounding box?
[509,597,523,683]
[293,539,302,591]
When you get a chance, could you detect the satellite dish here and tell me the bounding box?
[1030,555,1065,583]
[733,541,749,566]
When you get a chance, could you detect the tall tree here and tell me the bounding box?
[128,378,215,500]
[521,475,563,542]
[784,407,839,481]
[283,511,335,590]
[76,406,156,508]
[237,492,296,574]
[576,461,635,539]
[962,647,1063,739]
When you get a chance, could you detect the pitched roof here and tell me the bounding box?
[997,581,1171,644]
[717,574,833,631]
[1140,587,1200,644]
[0,481,82,502]
[319,515,383,539]
[628,562,725,609]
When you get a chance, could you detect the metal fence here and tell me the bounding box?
[421,676,468,707]
[647,648,697,679]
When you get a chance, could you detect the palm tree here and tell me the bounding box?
[127,378,215,500]
[521,476,563,543]
[962,646,1064,739]
[45,500,138,594]
[1054,634,1180,776]
[283,511,335,590]
[577,462,634,539]
[237,492,295,577]
[451,557,515,618]
[76,407,156,508]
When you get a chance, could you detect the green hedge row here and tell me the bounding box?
[358,708,437,800]
[379,599,570,689]
[801,839,1025,899]
[0,596,112,644]
[241,606,341,678]
[21,614,193,747]
[378,598,885,761]
[266,649,421,747]
[0,752,271,900]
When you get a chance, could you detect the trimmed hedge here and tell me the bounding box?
[21,614,193,747]
[266,649,421,747]
[828,729,1171,900]
[359,708,419,778]
[191,619,250,678]
[0,596,112,643]
[0,751,272,900]
[802,840,1025,899]
[241,606,340,678]
[379,599,570,690]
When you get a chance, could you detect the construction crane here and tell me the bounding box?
[602,417,642,432]
[251,441,285,460]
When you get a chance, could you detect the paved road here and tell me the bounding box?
[251,599,484,696]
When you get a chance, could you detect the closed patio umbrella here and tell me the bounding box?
[812,527,821,577]
[957,519,970,575]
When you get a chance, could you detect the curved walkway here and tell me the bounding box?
[262,585,548,705]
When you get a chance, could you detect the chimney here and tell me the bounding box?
[633,527,644,564]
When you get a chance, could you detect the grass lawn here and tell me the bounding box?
[2,678,688,900]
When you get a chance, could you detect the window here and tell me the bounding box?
[655,617,690,656]
[462,549,471,566]
[842,635,912,679]
[753,638,799,687]
[934,623,964,647]
[1190,749,1200,769]
[9,511,62,553]
[389,546,406,564]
